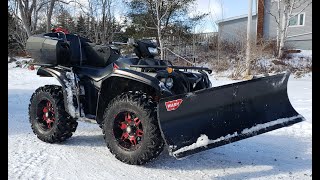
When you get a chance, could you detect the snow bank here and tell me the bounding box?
[8,56,34,69]
[255,51,312,75]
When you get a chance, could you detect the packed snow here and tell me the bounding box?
[271,71,288,87]
[64,71,79,118]
[172,134,212,156]
[8,59,312,180]
[173,114,304,157]
[241,115,304,134]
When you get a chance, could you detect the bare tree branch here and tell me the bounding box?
[267,11,280,25]
[292,0,309,9]
[160,1,170,21]
[29,0,37,13]
[57,0,88,12]
[146,0,158,27]
[36,0,50,12]
[289,1,312,17]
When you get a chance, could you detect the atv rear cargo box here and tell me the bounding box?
[26,33,70,65]
[26,33,120,67]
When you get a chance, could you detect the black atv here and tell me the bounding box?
[27,32,304,165]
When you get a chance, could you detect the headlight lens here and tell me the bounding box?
[165,78,174,89]
[148,47,158,55]
[160,77,174,89]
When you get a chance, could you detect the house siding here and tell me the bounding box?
[263,0,312,50]
[218,15,257,43]
[286,33,312,50]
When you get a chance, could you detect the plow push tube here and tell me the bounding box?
[157,72,305,158]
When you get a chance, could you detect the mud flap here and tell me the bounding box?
[157,72,305,159]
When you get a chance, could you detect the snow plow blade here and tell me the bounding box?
[157,72,304,159]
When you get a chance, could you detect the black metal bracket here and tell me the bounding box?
[130,65,212,74]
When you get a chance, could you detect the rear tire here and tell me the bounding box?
[28,85,78,143]
[103,91,164,165]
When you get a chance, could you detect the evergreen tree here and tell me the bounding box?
[57,9,75,33]
[8,10,28,55]
[85,15,91,39]
[76,14,86,37]
[125,0,205,43]
[89,16,97,42]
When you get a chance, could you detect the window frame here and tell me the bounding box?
[288,12,306,27]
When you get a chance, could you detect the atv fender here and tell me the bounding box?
[95,69,172,124]
[37,67,76,117]
[110,69,162,90]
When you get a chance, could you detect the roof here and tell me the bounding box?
[216,13,257,24]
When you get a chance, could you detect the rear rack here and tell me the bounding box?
[30,63,73,71]
[30,63,55,67]
[130,65,212,74]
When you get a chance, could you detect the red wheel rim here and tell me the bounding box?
[37,100,55,130]
[113,111,144,150]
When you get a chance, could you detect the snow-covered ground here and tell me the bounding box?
[255,50,312,76]
[8,65,312,179]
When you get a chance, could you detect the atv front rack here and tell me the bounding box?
[130,65,212,74]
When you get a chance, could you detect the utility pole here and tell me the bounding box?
[192,25,196,66]
[245,0,253,76]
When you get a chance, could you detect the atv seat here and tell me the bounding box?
[66,34,120,68]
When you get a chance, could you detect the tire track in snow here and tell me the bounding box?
[9,136,50,180]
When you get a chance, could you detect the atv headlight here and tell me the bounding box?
[160,77,174,89]
[165,78,174,89]
[148,47,158,55]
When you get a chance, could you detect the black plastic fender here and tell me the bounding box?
[95,68,173,124]
[111,69,161,89]
[37,67,76,117]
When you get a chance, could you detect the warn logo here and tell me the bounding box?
[165,99,183,111]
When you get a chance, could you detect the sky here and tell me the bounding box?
[192,0,257,33]
[112,0,257,33]
[72,0,257,33]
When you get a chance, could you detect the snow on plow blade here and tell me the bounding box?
[157,72,305,159]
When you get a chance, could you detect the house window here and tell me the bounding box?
[289,13,305,26]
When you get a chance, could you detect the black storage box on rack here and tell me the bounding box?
[26,33,119,67]
[26,33,71,66]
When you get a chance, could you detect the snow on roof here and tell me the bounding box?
[216,13,257,24]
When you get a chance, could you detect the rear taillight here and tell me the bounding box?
[113,63,119,70]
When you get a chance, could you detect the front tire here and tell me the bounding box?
[103,91,164,165]
[28,85,78,143]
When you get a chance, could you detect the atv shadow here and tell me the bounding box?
[63,134,106,147]
[145,132,311,179]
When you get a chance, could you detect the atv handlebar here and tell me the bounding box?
[111,38,137,46]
